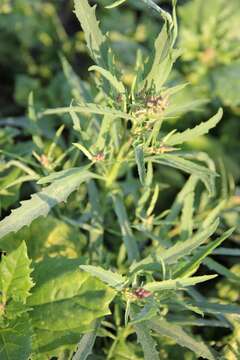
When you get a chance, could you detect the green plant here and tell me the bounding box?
[0,1,239,359]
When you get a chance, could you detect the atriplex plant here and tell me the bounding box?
[0,0,239,359]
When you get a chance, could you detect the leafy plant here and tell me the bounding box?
[0,0,239,359]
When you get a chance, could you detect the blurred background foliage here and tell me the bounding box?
[0,1,240,358]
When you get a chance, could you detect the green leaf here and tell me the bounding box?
[0,242,33,304]
[159,175,198,241]
[180,175,196,240]
[192,301,240,315]
[80,265,125,290]
[152,154,217,195]
[166,108,223,146]
[134,145,146,185]
[0,168,94,240]
[174,228,235,278]
[112,193,140,262]
[161,219,219,265]
[144,275,217,292]
[40,104,133,120]
[149,318,216,360]
[0,314,32,360]
[61,55,92,104]
[28,257,115,356]
[72,320,100,360]
[74,0,108,67]
[130,303,158,325]
[134,322,159,360]
[89,65,125,96]
[105,0,127,9]
[143,24,179,92]
[204,257,240,283]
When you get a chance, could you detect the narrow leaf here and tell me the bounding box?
[72,320,100,360]
[134,145,146,185]
[144,275,217,292]
[161,219,219,265]
[112,193,140,262]
[166,108,223,146]
[149,318,216,360]
[80,265,125,290]
[0,168,94,240]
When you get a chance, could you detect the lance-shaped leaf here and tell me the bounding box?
[144,275,217,292]
[134,145,146,185]
[132,309,159,360]
[112,193,140,262]
[74,0,108,67]
[80,265,125,290]
[73,320,100,360]
[149,318,216,360]
[166,108,223,146]
[0,168,94,240]
[151,154,217,195]
[0,242,33,304]
[160,219,219,265]
[174,228,235,278]
[40,103,133,120]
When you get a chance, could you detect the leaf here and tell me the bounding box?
[134,322,159,360]
[61,55,92,103]
[40,104,133,120]
[28,257,115,356]
[192,301,240,315]
[140,0,173,25]
[0,168,94,240]
[0,314,32,360]
[0,242,33,304]
[144,275,217,292]
[159,175,198,241]
[149,318,216,360]
[152,154,217,195]
[180,175,196,240]
[161,219,219,265]
[143,24,179,92]
[134,145,146,185]
[105,0,127,9]
[204,257,240,283]
[72,320,100,360]
[174,228,235,278]
[112,193,140,262]
[166,108,223,146]
[80,265,125,290]
[89,65,125,96]
[74,0,108,67]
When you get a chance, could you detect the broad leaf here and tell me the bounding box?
[0,242,33,304]
[28,258,115,357]
[0,314,32,360]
